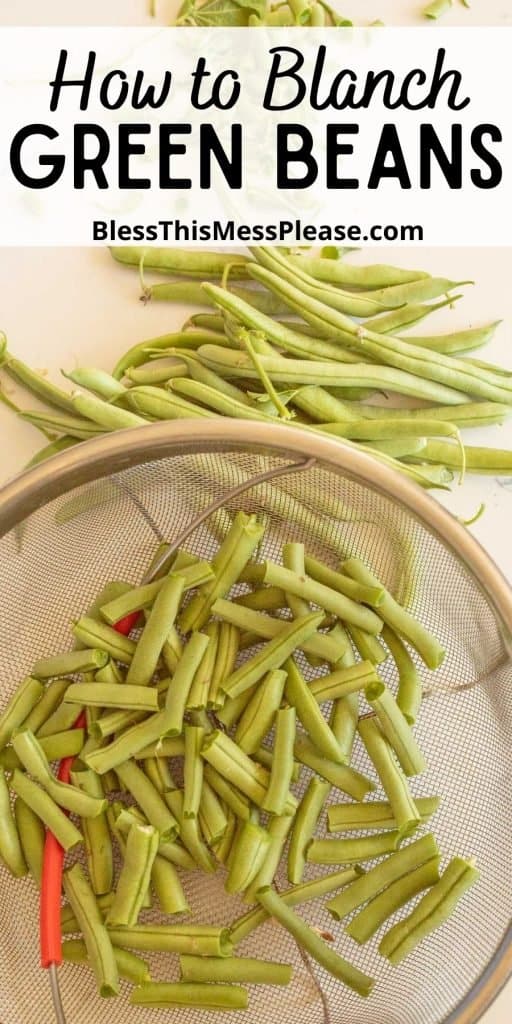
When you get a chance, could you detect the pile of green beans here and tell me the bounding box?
[0,518,479,1010]
[1,245,510,488]
[169,0,466,27]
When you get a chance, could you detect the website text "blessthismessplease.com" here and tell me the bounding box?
[92,219,424,245]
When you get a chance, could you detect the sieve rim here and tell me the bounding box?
[0,418,510,1024]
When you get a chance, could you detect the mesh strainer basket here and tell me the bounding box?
[0,420,511,1024]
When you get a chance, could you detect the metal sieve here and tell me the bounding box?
[0,420,511,1024]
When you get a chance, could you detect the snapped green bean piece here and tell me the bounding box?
[108,823,159,927]
[12,730,107,818]
[0,677,44,752]
[63,863,119,997]
[0,768,27,877]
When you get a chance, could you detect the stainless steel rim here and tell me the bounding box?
[0,418,510,1024]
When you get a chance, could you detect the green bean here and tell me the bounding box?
[100,562,214,624]
[330,694,359,762]
[19,409,104,440]
[9,770,83,851]
[63,863,119,997]
[366,680,427,776]
[0,768,27,877]
[424,0,453,19]
[230,866,361,946]
[71,390,147,429]
[3,353,77,414]
[187,622,219,711]
[347,856,442,943]
[203,765,251,821]
[288,777,330,885]
[225,820,271,894]
[198,343,467,406]
[135,736,185,760]
[403,322,500,355]
[113,330,225,379]
[379,856,480,963]
[358,717,420,835]
[344,625,384,665]
[78,581,133,635]
[14,797,45,884]
[178,812,217,872]
[303,554,384,605]
[0,728,85,771]
[0,676,44,752]
[214,808,238,865]
[24,436,79,468]
[294,737,375,801]
[263,560,382,633]
[127,574,185,687]
[125,358,188,386]
[70,767,113,895]
[126,383,217,422]
[410,439,512,474]
[181,953,292,986]
[32,648,109,679]
[357,277,470,307]
[308,832,401,865]
[152,854,190,915]
[95,660,124,686]
[146,278,290,316]
[163,632,210,736]
[115,760,178,840]
[328,796,441,833]
[12,730,107,818]
[328,836,440,920]
[71,617,136,664]
[342,557,444,669]
[130,982,247,1010]
[61,367,126,401]
[251,246,396,317]
[362,438,428,459]
[208,621,239,710]
[212,598,347,663]
[143,754,176,795]
[286,254,429,290]
[235,585,286,611]
[285,658,344,762]
[115,807,195,872]
[308,660,380,703]
[380,626,422,725]
[188,313,226,332]
[201,731,296,814]
[62,939,151,985]
[69,684,159,713]
[109,923,233,956]
[222,611,323,700]
[244,814,293,902]
[175,349,258,407]
[257,887,374,997]
[261,707,296,816]
[180,511,264,632]
[90,709,145,742]
[295,387,508,431]
[183,724,204,820]
[61,891,114,935]
[282,542,320,665]
[198,779,228,846]
[108,823,159,927]
[235,669,287,754]
[111,246,250,278]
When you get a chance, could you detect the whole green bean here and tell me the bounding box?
[294,737,375,801]
[12,730,106,818]
[172,349,255,406]
[288,776,330,885]
[71,617,136,664]
[286,254,429,289]
[62,939,151,985]
[366,680,427,776]
[130,982,247,1010]
[308,832,401,865]
[146,278,289,317]
[23,436,79,468]
[225,820,271,894]
[3,353,77,414]
[115,759,178,840]
[0,768,27,877]
[212,597,347,663]
[235,668,287,755]
[379,856,480,964]
[327,796,441,833]
[342,557,444,669]
[256,887,374,997]
[9,769,82,851]
[63,863,119,997]
[347,856,442,943]
[180,953,292,986]
[111,246,250,277]
[358,717,420,836]
[403,322,500,355]
[113,330,225,379]
[230,866,361,946]
[381,625,422,725]
[19,409,104,440]
[410,440,512,475]
[14,796,45,884]
[180,511,264,632]
[126,384,217,422]
[109,923,233,957]
[108,823,159,927]
[0,676,44,752]
[285,658,344,762]
[72,391,147,429]
[32,648,109,679]
[61,366,126,400]
[125,358,188,386]
[262,707,296,815]
[221,612,323,700]
[357,275,471,307]
[71,767,113,895]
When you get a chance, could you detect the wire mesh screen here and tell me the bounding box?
[0,446,511,1024]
